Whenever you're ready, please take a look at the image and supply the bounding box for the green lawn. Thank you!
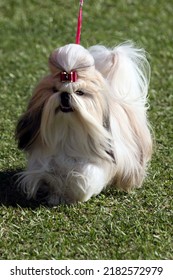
[0,0,173,260]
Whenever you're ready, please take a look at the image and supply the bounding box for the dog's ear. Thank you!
[16,92,43,151]
[16,75,54,150]
[15,104,43,151]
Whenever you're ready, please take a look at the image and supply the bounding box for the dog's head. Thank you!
[16,44,113,160]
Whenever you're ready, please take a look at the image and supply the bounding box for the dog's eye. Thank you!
[52,87,57,93]
[76,90,84,96]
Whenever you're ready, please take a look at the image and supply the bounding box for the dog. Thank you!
[15,42,152,205]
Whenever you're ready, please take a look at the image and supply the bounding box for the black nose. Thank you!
[60,92,71,107]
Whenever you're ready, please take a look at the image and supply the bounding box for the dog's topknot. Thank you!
[49,43,94,75]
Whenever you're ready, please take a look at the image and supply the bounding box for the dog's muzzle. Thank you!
[60,92,74,113]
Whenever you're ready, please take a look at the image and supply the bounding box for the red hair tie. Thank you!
[60,71,77,83]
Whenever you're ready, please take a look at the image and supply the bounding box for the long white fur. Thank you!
[16,42,152,205]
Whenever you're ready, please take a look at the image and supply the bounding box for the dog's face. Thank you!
[16,44,112,160]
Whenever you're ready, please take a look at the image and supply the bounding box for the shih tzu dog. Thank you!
[16,42,152,205]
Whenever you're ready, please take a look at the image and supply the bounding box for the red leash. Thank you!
[60,1,84,82]
[75,0,84,44]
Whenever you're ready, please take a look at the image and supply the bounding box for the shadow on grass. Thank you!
[0,169,46,208]
[0,170,129,208]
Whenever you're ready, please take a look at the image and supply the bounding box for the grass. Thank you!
[0,0,173,260]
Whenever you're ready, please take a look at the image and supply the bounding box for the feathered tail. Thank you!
[89,42,150,105]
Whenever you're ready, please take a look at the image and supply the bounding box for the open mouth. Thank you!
[60,106,74,113]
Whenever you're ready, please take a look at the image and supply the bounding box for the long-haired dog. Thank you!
[16,42,152,205]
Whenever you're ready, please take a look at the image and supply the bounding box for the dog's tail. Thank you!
[89,42,150,104]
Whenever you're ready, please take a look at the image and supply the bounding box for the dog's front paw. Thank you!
[47,193,77,206]
[47,194,66,206]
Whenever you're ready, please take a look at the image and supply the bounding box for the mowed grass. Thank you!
[0,0,173,259]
